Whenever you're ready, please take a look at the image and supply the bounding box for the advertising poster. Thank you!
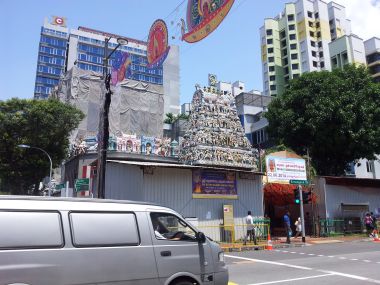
[192,170,237,199]
[265,156,307,184]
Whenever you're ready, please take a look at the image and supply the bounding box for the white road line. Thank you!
[328,256,335,258]
[377,262,380,264]
[318,255,324,257]
[224,255,312,270]
[282,250,289,253]
[363,260,371,262]
[299,253,305,255]
[308,253,315,256]
[246,274,334,285]
[319,270,380,284]
[290,252,296,254]
[350,259,358,261]
[339,257,346,259]
[226,255,380,284]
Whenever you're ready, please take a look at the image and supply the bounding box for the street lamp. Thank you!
[18,144,53,196]
[96,36,129,199]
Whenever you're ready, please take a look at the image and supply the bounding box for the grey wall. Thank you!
[106,162,263,241]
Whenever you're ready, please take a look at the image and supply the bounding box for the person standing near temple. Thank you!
[283,211,292,244]
[244,211,257,245]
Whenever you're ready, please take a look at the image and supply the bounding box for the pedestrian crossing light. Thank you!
[293,189,300,204]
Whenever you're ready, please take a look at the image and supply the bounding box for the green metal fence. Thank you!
[319,218,363,237]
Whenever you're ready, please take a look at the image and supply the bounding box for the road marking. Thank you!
[225,255,313,270]
[328,256,335,258]
[317,254,324,257]
[319,270,380,284]
[308,253,315,256]
[350,258,358,261]
[246,274,334,285]
[282,250,289,253]
[339,257,346,259]
[225,255,380,284]
[290,251,296,254]
[228,282,238,285]
[363,260,371,263]
[299,252,305,255]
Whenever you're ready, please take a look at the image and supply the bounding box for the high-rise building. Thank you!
[329,34,366,69]
[364,37,380,83]
[260,0,352,96]
[34,17,180,115]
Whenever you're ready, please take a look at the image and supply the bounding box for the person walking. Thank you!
[244,211,257,245]
[283,211,291,244]
[294,217,302,239]
[364,212,374,237]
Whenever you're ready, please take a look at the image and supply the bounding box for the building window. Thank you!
[290,43,297,50]
[283,58,288,65]
[267,38,273,45]
[309,31,315,37]
[289,24,295,31]
[291,53,298,60]
[284,76,289,83]
[283,49,288,56]
[329,19,334,25]
[315,12,319,19]
[270,75,276,81]
[316,22,320,28]
[284,67,289,74]
[332,57,337,66]
[310,41,316,47]
[289,34,296,40]
[330,29,335,35]
[268,47,274,53]
[268,57,274,63]
[266,29,273,36]
[269,66,275,72]
[313,61,318,67]
[281,39,287,48]
[307,11,313,18]
[292,63,299,70]
[312,51,317,57]
[288,14,294,21]
[280,30,286,39]
[320,61,325,68]
[318,41,322,48]
[319,51,324,58]
[270,85,276,91]
[342,52,348,61]
[309,21,313,28]
[293,74,299,79]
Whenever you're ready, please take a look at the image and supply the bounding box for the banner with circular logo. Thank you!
[147,19,170,68]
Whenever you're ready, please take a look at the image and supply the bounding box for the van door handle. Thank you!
[161,251,171,257]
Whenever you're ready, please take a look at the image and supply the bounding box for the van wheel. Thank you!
[173,279,196,285]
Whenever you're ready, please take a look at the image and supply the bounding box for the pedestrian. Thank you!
[370,212,377,230]
[364,212,374,237]
[294,217,302,238]
[283,211,291,244]
[244,211,257,245]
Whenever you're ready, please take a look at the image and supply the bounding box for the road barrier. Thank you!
[319,218,364,237]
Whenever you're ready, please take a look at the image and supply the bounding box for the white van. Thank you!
[0,196,228,285]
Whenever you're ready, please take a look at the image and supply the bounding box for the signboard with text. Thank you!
[192,170,237,199]
[74,178,89,192]
[266,156,307,184]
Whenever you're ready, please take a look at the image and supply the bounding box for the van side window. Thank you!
[0,211,63,249]
[150,213,197,241]
[69,212,139,247]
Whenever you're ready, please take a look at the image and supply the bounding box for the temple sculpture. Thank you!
[179,85,259,170]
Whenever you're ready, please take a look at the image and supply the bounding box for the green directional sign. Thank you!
[55,183,65,190]
[289,179,309,185]
[75,178,89,192]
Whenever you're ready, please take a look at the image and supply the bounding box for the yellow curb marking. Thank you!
[228,282,238,285]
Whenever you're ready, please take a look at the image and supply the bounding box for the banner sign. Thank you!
[192,170,237,199]
[266,156,307,184]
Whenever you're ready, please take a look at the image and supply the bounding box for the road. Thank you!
[226,240,380,285]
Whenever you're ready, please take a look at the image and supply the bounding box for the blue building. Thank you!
[34,17,180,115]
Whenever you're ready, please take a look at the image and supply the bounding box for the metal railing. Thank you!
[197,221,270,245]
[319,218,364,237]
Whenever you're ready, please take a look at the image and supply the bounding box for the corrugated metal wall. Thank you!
[106,163,263,241]
[325,184,380,218]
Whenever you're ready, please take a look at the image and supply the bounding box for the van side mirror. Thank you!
[196,232,206,243]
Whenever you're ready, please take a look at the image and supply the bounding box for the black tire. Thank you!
[173,279,196,285]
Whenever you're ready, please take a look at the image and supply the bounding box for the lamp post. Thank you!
[96,37,128,199]
[18,144,53,196]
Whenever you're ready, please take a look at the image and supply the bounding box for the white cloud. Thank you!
[333,0,380,40]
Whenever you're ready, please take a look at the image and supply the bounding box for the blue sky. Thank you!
[0,0,378,105]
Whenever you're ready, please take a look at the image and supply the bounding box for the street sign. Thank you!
[75,178,89,192]
[289,179,309,185]
[55,183,65,190]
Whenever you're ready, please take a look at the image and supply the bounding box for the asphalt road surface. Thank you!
[226,240,380,285]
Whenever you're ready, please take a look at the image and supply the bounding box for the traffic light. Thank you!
[293,188,300,204]
[302,191,312,204]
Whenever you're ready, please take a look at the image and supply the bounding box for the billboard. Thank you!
[192,170,237,199]
[265,156,307,184]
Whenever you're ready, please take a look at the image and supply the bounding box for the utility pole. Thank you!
[298,184,306,243]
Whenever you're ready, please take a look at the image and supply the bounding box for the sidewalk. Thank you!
[220,235,372,252]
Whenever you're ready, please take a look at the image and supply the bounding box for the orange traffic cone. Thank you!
[266,232,273,250]
[373,230,380,242]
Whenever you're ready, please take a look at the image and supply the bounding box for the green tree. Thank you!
[265,65,380,176]
[0,98,84,195]
[164,112,176,124]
